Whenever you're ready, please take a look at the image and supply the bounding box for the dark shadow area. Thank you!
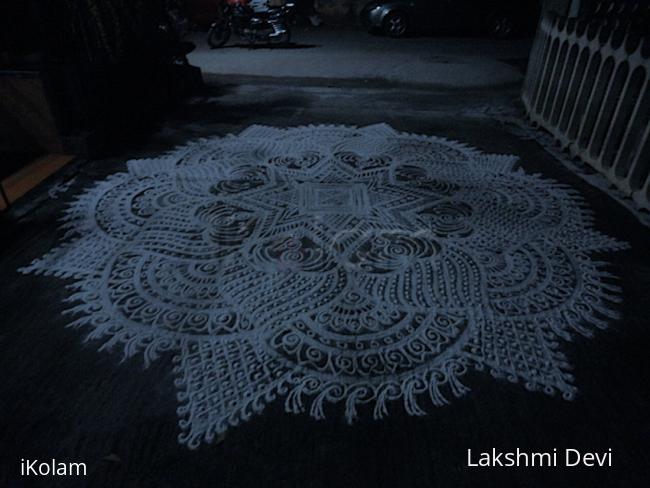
[500,57,530,74]
[219,42,320,50]
[0,0,204,160]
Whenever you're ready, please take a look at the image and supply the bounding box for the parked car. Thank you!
[360,0,541,39]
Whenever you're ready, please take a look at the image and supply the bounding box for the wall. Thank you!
[315,0,359,24]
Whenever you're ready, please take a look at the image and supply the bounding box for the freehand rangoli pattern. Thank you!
[21,124,627,448]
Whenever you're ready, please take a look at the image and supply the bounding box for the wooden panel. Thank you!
[0,154,74,210]
[0,70,63,154]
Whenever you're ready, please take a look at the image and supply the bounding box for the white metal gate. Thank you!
[523,13,650,210]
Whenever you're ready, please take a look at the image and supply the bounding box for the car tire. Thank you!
[382,11,409,38]
[487,12,514,40]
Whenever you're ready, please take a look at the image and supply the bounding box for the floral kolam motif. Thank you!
[21,124,628,448]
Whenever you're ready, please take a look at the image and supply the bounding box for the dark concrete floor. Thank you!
[187,28,531,88]
[1,76,649,488]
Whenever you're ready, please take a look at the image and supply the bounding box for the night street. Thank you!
[2,1,650,487]
[188,28,531,87]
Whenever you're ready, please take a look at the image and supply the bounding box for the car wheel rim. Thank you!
[493,17,513,38]
[389,16,405,36]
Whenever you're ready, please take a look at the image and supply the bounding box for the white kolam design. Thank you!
[21,124,628,448]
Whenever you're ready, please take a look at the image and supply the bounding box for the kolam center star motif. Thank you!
[21,124,628,448]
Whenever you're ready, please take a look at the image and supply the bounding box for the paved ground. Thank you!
[1,41,650,487]
[188,27,531,87]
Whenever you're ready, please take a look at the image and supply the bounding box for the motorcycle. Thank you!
[208,1,296,48]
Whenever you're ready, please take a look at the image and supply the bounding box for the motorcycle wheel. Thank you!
[208,22,232,48]
[274,27,291,46]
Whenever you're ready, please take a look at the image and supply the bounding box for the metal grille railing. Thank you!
[589,0,650,25]
[522,13,650,210]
